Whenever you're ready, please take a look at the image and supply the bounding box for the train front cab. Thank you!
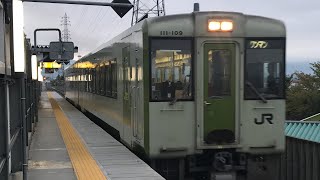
[147,12,286,179]
[193,13,286,179]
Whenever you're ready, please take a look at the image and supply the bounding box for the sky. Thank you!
[23,0,320,62]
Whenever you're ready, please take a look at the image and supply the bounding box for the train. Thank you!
[64,6,286,180]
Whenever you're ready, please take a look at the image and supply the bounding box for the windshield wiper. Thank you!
[169,97,177,105]
[245,81,267,103]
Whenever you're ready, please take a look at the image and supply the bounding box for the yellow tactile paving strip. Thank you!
[47,92,107,180]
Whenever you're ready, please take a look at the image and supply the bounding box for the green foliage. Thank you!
[286,62,320,120]
[50,74,65,87]
[285,74,293,90]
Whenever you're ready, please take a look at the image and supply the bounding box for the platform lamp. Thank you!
[38,66,43,81]
[13,0,26,73]
[31,54,38,80]
[12,1,28,179]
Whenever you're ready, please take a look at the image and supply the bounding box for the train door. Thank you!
[78,68,82,106]
[203,43,236,145]
[132,57,138,138]
[122,46,132,131]
[76,64,80,105]
[132,55,143,141]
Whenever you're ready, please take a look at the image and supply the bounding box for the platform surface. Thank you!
[28,92,76,180]
[28,91,164,180]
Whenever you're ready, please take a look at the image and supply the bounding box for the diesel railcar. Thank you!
[65,10,286,180]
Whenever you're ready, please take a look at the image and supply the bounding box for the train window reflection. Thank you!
[208,50,231,97]
[150,39,193,101]
[245,48,285,99]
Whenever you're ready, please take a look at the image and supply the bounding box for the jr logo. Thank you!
[250,41,268,49]
[254,114,273,125]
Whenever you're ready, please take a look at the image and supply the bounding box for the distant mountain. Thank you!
[286,61,314,75]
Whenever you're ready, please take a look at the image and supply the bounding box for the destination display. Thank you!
[246,39,285,49]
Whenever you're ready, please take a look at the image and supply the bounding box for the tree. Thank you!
[285,74,293,90]
[286,62,320,120]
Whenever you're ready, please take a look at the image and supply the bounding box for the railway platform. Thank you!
[27,91,164,180]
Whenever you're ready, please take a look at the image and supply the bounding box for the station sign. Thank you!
[111,0,133,18]
[49,41,75,61]
[42,62,62,69]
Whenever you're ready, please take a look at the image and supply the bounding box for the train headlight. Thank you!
[208,21,221,31]
[208,20,233,32]
[221,21,233,31]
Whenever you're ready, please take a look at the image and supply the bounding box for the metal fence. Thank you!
[0,77,41,180]
[0,61,41,179]
[278,122,320,180]
[280,137,319,180]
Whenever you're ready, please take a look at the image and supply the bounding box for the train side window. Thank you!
[70,75,73,90]
[89,69,93,93]
[92,68,96,93]
[103,59,117,99]
[100,64,106,95]
[81,70,84,92]
[96,66,100,94]
[89,68,92,93]
[83,69,85,92]
[73,75,76,91]
[80,69,84,92]
[150,39,193,101]
[78,70,81,92]
[86,69,89,92]
[111,59,117,98]
[105,61,111,97]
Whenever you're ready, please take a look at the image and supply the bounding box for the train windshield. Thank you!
[245,39,285,100]
[150,39,193,101]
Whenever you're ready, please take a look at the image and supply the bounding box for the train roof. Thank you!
[70,11,285,68]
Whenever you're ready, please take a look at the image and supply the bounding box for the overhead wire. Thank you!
[80,7,104,46]
[28,0,133,57]
[81,0,131,49]
[89,8,108,34]
[72,6,89,33]
[86,7,103,33]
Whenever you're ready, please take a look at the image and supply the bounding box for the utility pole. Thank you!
[60,13,71,86]
[131,0,165,26]
[61,13,71,42]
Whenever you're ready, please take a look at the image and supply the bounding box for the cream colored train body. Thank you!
[65,11,286,180]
